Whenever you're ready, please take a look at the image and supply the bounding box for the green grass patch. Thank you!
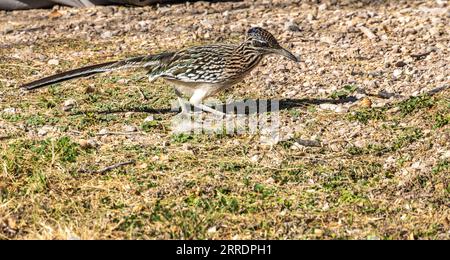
[2,137,80,176]
[399,95,435,116]
[330,84,357,100]
[432,160,449,174]
[348,107,386,124]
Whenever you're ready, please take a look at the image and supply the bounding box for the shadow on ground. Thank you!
[72,96,358,116]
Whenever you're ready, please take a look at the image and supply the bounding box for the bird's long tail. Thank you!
[21,52,174,90]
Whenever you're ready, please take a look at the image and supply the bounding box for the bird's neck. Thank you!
[230,41,264,76]
[235,40,257,54]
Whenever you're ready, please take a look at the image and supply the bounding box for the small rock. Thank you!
[123,125,137,132]
[436,0,447,7]
[101,31,113,39]
[359,97,372,108]
[393,69,403,78]
[144,115,155,123]
[307,13,316,21]
[320,36,334,44]
[354,140,366,148]
[335,105,348,113]
[441,150,450,159]
[207,226,217,233]
[38,126,54,136]
[62,99,76,111]
[2,24,13,34]
[2,108,16,114]
[395,61,407,67]
[291,142,302,150]
[285,21,301,32]
[48,9,63,19]
[117,79,129,84]
[355,93,366,100]
[314,229,324,236]
[137,163,148,169]
[411,161,422,170]
[318,3,327,11]
[229,24,243,33]
[319,103,338,111]
[265,177,275,184]
[85,85,96,94]
[98,129,108,135]
[47,59,59,66]
[294,139,321,147]
[79,139,98,149]
[79,139,89,148]
[124,112,134,118]
[359,26,377,40]
[250,154,259,163]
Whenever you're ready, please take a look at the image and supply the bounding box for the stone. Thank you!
[62,99,76,111]
[285,21,301,32]
[2,108,16,114]
[123,125,137,132]
[144,115,154,122]
[393,69,403,78]
[395,61,407,67]
[47,59,59,65]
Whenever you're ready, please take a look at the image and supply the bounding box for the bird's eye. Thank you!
[252,40,269,48]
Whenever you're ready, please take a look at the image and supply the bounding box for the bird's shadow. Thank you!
[71,96,358,116]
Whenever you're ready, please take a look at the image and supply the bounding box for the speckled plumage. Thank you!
[21,27,298,115]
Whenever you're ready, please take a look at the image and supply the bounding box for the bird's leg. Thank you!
[189,88,228,117]
[178,97,189,114]
[194,103,226,116]
[174,89,189,114]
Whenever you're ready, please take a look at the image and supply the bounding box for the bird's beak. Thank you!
[274,47,299,62]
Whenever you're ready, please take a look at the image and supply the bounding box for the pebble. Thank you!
[285,21,301,32]
[37,126,55,136]
[101,31,113,38]
[98,129,108,135]
[2,108,16,114]
[117,79,129,84]
[2,24,13,34]
[335,105,348,113]
[250,154,259,163]
[359,97,373,108]
[207,226,217,233]
[47,59,59,65]
[79,139,98,149]
[142,115,154,123]
[318,3,328,11]
[85,85,96,93]
[395,61,407,67]
[62,99,76,111]
[123,125,137,132]
[393,69,403,78]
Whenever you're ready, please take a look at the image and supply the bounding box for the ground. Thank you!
[0,0,449,239]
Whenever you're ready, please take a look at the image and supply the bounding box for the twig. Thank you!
[358,26,377,40]
[0,135,10,141]
[427,85,449,96]
[137,87,149,101]
[96,131,141,136]
[410,50,433,60]
[94,160,135,174]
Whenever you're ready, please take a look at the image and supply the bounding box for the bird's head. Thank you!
[246,27,299,62]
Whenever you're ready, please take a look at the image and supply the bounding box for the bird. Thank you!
[21,27,299,116]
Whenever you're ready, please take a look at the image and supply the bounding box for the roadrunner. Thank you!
[21,27,299,116]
